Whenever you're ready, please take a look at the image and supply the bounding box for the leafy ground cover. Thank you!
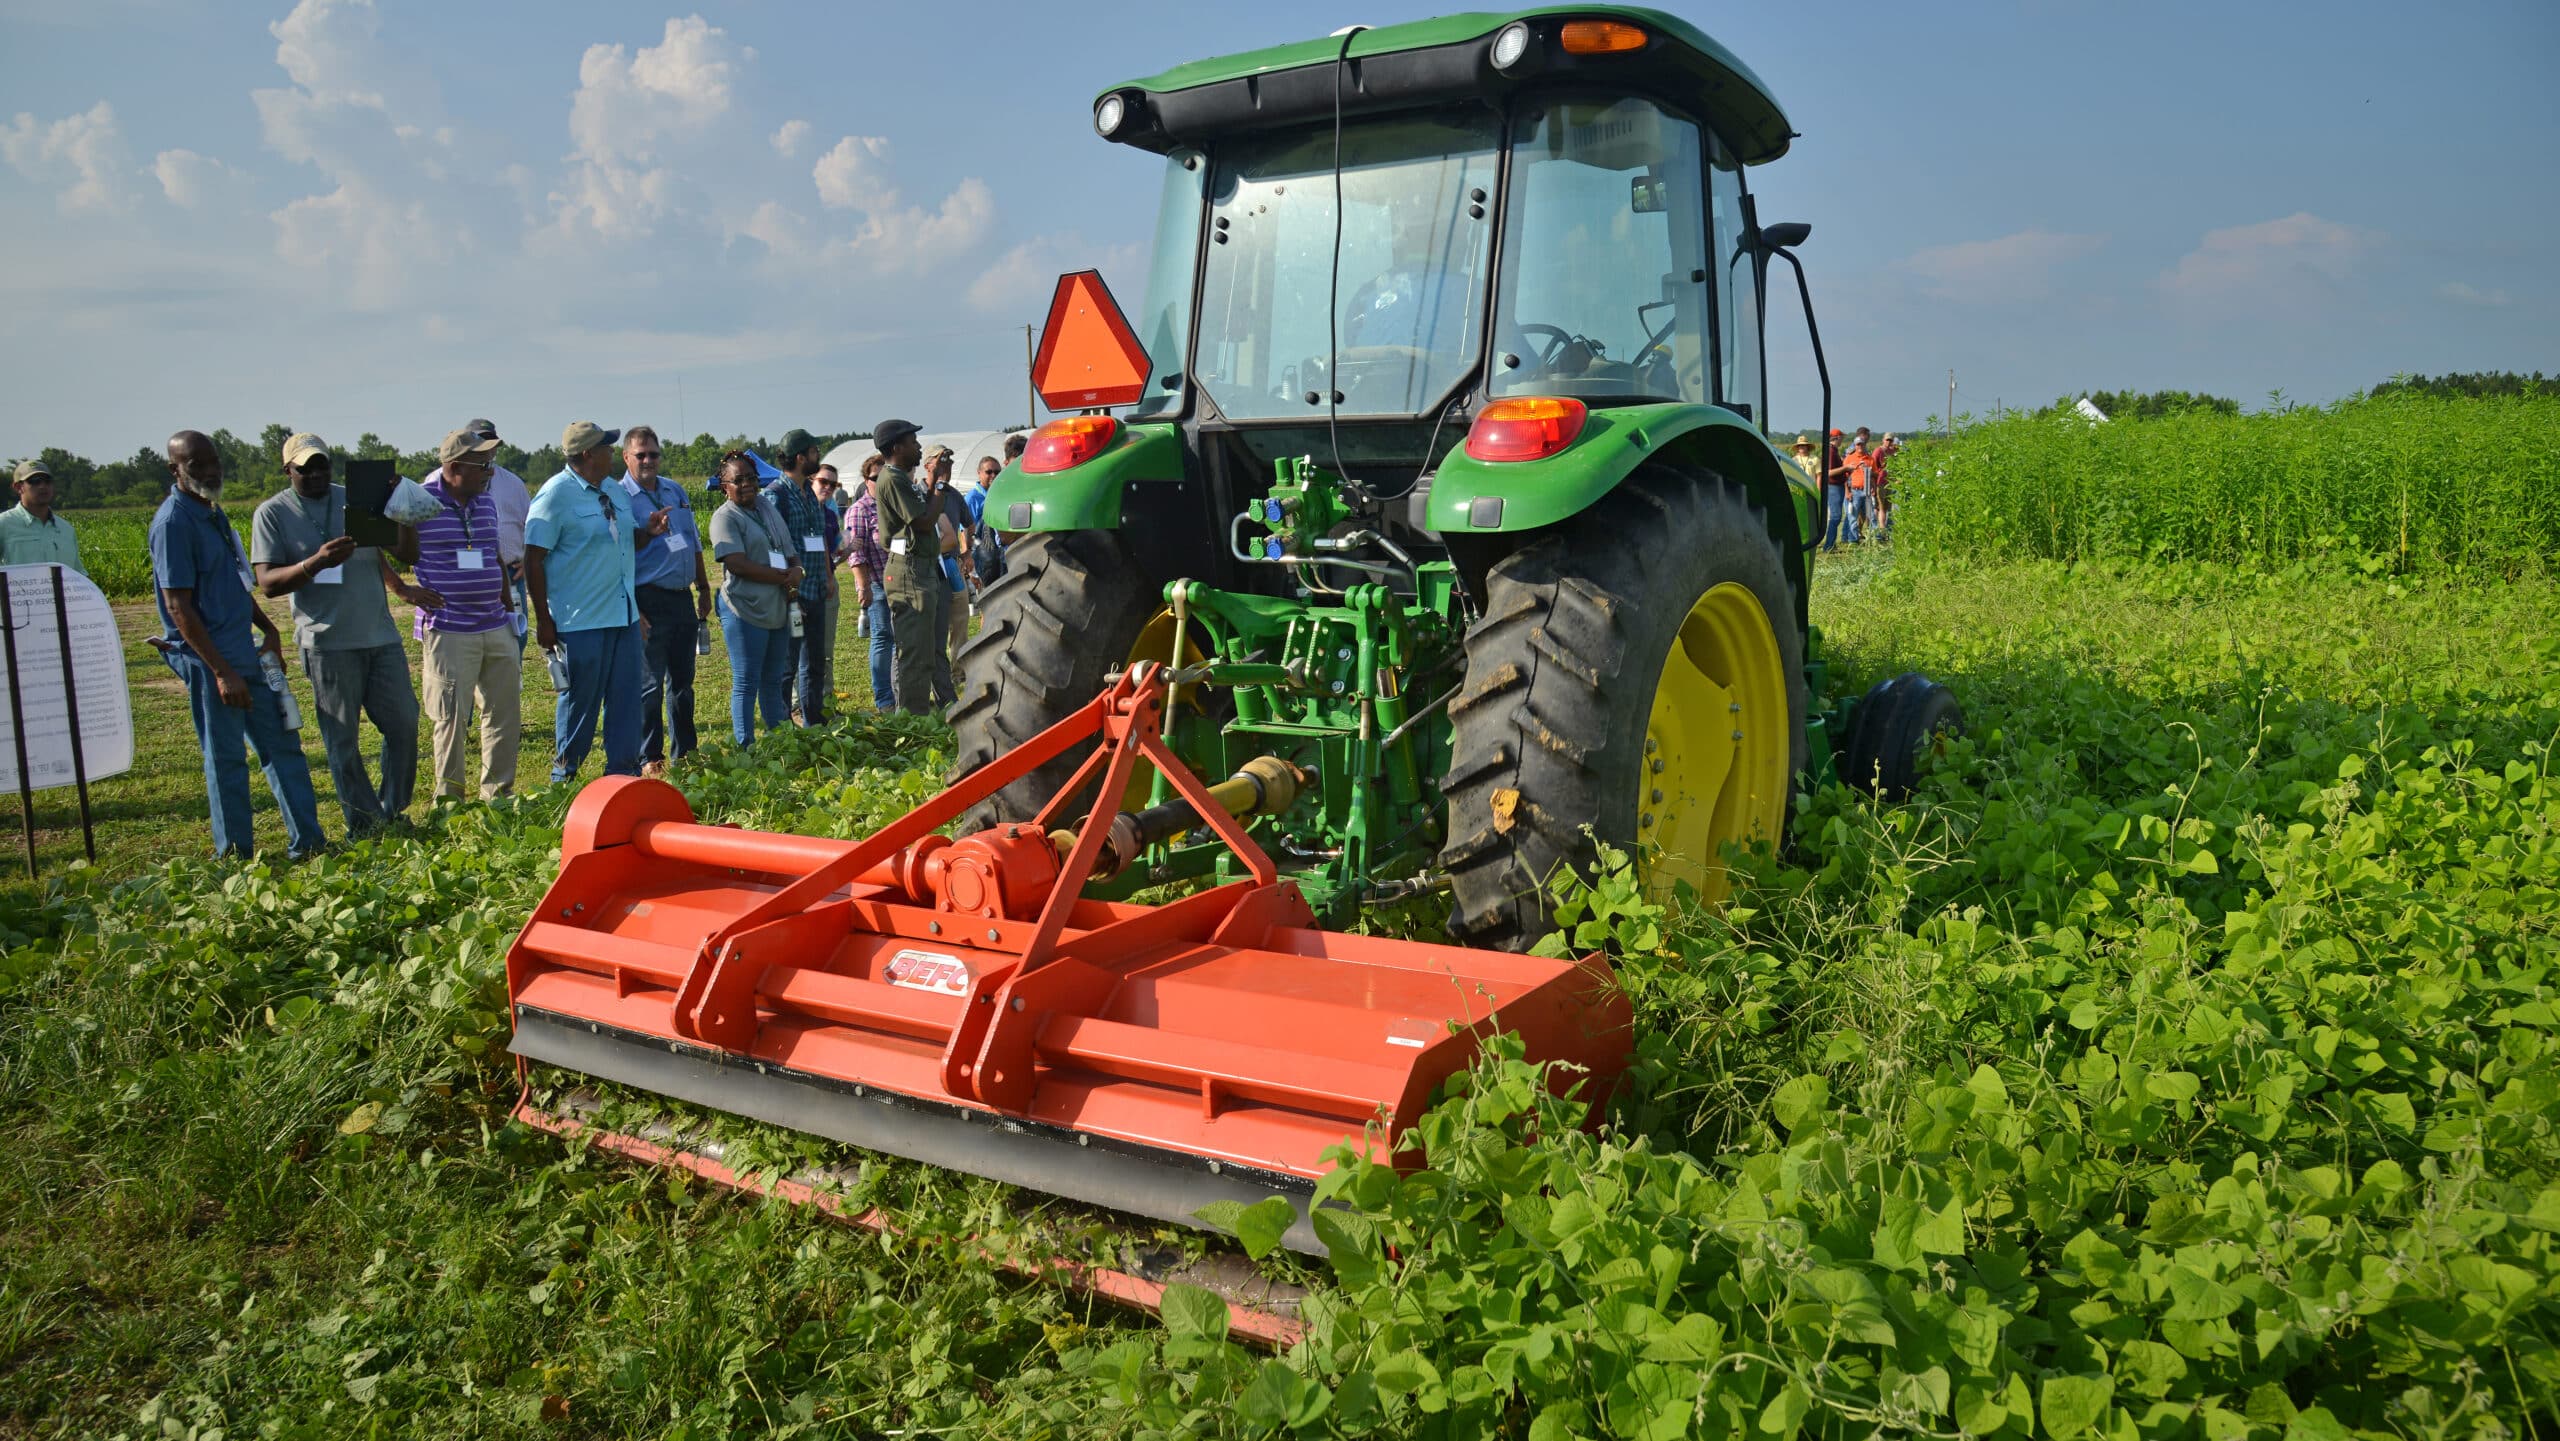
[1892,393,2558,574]
[2,545,2555,1438]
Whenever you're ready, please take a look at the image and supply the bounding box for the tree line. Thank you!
[2,425,875,510]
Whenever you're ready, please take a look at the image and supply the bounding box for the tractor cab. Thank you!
[1085,9,1792,597]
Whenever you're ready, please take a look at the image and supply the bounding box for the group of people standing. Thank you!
[1794,426,1898,550]
[129,417,1013,862]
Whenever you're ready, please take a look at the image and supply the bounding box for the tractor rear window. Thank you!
[1493,97,1710,406]
[1194,111,1500,421]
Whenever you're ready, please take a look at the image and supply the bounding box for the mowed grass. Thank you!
[3,540,2554,1437]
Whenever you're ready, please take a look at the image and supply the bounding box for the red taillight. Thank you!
[1021,416,1119,474]
[1463,397,1589,463]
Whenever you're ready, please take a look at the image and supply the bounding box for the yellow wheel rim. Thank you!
[1122,607,1206,808]
[1639,582,1789,906]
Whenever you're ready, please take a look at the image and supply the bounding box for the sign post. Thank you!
[0,564,133,875]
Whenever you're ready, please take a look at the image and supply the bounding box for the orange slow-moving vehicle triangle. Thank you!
[1031,270,1151,411]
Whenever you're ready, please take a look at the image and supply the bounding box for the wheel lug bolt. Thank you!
[1650,758,1664,774]
[1650,788,1663,804]
[1640,812,1654,828]
[1731,730,1744,742]
[1728,702,1741,714]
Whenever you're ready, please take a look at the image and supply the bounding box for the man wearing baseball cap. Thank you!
[763,428,838,725]
[411,429,522,799]
[0,459,85,574]
[524,421,644,783]
[869,419,942,715]
[421,418,532,648]
[250,431,420,834]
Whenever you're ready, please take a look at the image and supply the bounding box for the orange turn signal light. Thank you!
[1464,397,1589,463]
[1559,20,1648,54]
[1021,416,1119,474]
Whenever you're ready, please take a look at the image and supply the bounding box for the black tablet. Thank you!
[341,459,402,549]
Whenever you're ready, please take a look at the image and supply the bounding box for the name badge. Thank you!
[767,549,789,569]
[889,538,909,556]
[314,565,345,585]
[664,532,689,554]
[457,548,486,571]
[801,535,824,553]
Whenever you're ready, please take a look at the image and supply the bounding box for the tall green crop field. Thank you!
[1891,393,2558,572]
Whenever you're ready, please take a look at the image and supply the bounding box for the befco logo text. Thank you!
[882,948,971,996]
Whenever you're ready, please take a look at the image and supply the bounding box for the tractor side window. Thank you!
[1134,149,1207,418]
[1710,135,1764,423]
[1194,111,1500,421]
[1493,98,1708,406]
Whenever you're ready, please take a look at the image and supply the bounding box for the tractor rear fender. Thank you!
[982,421,1183,532]
[1427,403,1816,629]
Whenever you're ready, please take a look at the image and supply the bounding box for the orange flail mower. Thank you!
[507,665,1632,1268]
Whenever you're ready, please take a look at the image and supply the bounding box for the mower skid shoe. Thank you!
[512,1006,1330,1253]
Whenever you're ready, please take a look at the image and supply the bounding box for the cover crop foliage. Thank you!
[3,517,2557,1431]
[1891,392,2558,574]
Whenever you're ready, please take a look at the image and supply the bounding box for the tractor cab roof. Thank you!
[1096,6,1792,166]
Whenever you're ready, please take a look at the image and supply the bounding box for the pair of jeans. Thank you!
[1822,485,1849,549]
[551,620,645,784]
[717,600,792,745]
[861,591,894,710]
[302,642,418,834]
[167,650,326,859]
[634,585,700,765]
[790,590,835,724]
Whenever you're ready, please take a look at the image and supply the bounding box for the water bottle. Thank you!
[260,652,302,730]
[546,645,571,691]
[789,603,804,640]
[695,624,711,657]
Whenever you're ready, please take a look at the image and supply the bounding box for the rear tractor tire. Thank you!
[948,529,1159,834]
[1441,465,1809,951]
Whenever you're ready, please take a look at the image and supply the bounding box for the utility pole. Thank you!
[1024,324,1038,430]
[1945,369,1955,437]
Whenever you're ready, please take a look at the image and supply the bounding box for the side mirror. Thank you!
[1756,221,1811,251]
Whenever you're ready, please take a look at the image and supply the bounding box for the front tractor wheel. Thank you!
[949,529,1159,833]
[1441,466,1808,951]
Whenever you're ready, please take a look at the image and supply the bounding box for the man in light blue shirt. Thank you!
[524,421,643,784]
[618,424,712,771]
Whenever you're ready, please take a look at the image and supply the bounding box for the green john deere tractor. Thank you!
[963,6,1957,950]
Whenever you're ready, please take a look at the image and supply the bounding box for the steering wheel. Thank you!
[1512,324,1576,372]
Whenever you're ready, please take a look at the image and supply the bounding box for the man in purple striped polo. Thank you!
[407,429,522,800]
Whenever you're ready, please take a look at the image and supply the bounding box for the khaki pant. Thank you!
[422,625,523,800]
[886,558,941,717]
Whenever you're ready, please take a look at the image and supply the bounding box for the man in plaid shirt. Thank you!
[764,428,839,724]
[841,452,895,711]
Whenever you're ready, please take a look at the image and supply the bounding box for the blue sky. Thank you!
[2,0,2552,459]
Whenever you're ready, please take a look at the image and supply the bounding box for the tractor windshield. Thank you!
[1194,110,1500,421]
[1493,97,1710,405]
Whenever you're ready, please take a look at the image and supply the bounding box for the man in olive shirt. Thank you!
[251,432,420,834]
[870,419,944,716]
[0,460,85,573]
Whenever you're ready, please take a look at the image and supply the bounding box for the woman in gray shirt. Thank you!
[707,454,802,745]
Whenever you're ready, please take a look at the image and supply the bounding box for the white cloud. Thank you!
[568,15,735,165]
[2159,212,2370,301]
[1,101,133,213]
[2436,281,2511,309]
[1893,229,2104,303]
[968,236,1143,314]
[269,0,393,107]
[812,135,895,211]
[769,119,811,157]
[552,15,740,238]
[152,149,248,209]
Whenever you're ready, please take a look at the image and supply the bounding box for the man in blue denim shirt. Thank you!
[617,425,713,771]
[763,428,838,725]
[149,429,326,860]
[525,421,643,783]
